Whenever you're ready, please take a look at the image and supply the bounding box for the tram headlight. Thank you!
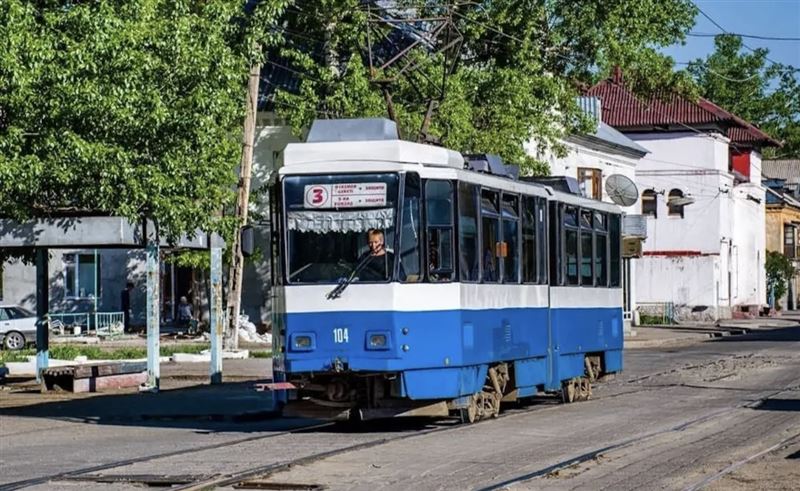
[365,331,390,350]
[291,333,315,351]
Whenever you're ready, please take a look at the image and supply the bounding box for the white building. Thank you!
[588,71,779,321]
[534,96,649,329]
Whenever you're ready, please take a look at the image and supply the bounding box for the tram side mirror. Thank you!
[240,225,255,258]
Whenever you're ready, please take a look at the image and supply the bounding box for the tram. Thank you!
[266,118,623,422]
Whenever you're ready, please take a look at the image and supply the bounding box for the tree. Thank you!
[272,0,697,174]
[0,0,287,241]
[766,250,795,308]
[687,34,800,158]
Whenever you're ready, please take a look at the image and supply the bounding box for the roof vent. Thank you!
[306,118,399,143]
[464,154,519,180]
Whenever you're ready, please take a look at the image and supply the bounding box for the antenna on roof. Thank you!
[605,174,639,207]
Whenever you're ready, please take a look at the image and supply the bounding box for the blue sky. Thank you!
[661,0,800,68]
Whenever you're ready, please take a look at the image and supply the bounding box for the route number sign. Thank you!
[303,183,387,209]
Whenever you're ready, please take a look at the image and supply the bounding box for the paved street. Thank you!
[1,325,798,491]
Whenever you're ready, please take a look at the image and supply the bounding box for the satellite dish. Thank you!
[605,174,639,207]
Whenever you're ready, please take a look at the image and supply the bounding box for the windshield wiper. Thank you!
[326,253,373,300]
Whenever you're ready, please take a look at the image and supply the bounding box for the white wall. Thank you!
[544,141,640,213]
[628,131,767,318]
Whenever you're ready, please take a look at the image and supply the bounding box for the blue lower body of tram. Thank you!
[272,284,623,419]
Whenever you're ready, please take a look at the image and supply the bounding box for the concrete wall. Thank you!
[636,254,723,321]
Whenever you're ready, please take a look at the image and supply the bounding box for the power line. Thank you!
[688,31,800,42]
[693,3,788,68]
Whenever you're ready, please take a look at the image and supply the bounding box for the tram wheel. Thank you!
[561,379,577,403]
[458,396,478,424]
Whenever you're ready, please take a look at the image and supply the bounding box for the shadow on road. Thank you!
[711,325,800,344]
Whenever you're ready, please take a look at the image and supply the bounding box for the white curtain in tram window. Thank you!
[287,208,395,233]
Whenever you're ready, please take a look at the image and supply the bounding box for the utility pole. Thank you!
[225,61,260,350]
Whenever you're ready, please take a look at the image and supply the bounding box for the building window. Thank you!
[784,225,796,259]
[668,189,686,218]
[578,167,602,200]
[64,253,101,299]
[642,189,657,217]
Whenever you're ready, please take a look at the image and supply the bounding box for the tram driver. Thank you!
[358,228,394,281]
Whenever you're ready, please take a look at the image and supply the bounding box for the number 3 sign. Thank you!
[304,185,330,208]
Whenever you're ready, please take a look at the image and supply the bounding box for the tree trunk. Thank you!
[225,61,261,350]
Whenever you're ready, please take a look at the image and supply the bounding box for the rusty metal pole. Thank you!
[225,61,261,351]
[210,246,223,384]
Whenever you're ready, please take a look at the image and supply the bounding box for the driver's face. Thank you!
[368,233,385,255]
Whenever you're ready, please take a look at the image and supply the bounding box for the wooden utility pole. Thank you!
[225,61,261,350]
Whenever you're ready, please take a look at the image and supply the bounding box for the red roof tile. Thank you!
[586,76,780,148]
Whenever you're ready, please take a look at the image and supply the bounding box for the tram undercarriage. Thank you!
[281,354,608,423]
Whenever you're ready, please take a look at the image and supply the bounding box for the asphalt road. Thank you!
[1,326,798,491]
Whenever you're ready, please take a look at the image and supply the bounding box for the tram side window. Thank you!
[502,194,520,283]
[399,173,422,282]
[536,198,548,284]
[481,189,500,283]
[549,203,561,285]
[564,206,579,285]
[594,212,608,287]
[458,182,480,282]
[425,180,454,282]
[609,213,621,287]
[580,209,594,286]
[521,196,536,283]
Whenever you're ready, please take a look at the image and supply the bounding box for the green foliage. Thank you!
[766,250,795,305]
[687,35,800,158]
[0,0,287,240]
[273,0,696,174]
[0,343,211,365]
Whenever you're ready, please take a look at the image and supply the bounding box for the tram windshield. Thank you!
[284,173,400,284]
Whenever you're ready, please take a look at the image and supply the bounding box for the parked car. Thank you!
[0,305,38,350]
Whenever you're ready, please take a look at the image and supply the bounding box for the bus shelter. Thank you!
[0,217,226,390]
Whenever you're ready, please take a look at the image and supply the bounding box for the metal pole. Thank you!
[35,248,49,383]
[145,239,160,391]
[210,247,223,384]
[93,248,98,330]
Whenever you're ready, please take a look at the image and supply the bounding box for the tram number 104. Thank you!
[333,327,349,344]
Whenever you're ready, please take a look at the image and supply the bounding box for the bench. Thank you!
[41,361,147,393]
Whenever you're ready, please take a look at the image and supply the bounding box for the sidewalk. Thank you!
[625,314,800,349]
[0,358,276,422]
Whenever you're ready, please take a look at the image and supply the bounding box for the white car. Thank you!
[0,305,38,350]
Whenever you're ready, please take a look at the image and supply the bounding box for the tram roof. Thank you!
[283,139,465,170]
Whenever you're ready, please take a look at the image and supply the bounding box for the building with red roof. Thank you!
[587,68,779,321]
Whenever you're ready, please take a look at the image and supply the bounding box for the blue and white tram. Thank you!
[268,119,623,422]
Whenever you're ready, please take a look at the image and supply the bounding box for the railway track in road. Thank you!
[478,383,800,491]
[3,358,794,491]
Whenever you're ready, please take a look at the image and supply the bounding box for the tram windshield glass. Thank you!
[284,173,400,284]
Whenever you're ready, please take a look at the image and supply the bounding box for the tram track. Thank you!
[3,366,793,491]
[0,421,336,491]
[476,383,800,491]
